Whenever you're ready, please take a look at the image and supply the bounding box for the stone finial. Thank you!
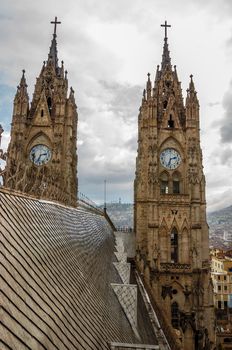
[189,74,196,93]
[146,73,152,98]
[20,69,27,87]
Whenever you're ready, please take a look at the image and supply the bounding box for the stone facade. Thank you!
[4,22,78,206]
[134,26,215,350]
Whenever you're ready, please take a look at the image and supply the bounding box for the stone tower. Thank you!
[134,22,215,350]
[4,18,78,206]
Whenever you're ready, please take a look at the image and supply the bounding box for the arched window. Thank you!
[47,97,52,115]
[168,114,174,128]
[41,109,44,117]
[173,172,180,194]
[160,172,169,194]
[171,227,178,263]
[163,100,168,109]
[171,302,180,329]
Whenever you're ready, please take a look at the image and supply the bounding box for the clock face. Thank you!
[160,148,181,170]
[29,144,52,166]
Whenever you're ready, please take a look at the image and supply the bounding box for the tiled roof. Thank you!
[0,189,157,349]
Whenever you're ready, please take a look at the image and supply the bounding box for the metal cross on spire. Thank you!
[161,20,171,39]
[51,16,61,36]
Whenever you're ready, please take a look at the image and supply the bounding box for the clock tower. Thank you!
[134,22,215,349]
[4,18,78,206]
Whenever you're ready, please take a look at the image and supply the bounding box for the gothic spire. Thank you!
[189,74,196,93]
[15,69,28,100]
[160,21,171,70]
[20,69,27,87]
[146,73,152,98]
[48,17,61,68]
[186,74,199,106]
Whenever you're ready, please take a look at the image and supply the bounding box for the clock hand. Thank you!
[37,153,47,162]
[170,156,177,162]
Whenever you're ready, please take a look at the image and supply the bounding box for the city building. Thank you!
[211,250,232,350]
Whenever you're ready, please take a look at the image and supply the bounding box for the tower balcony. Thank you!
[202,260,211,269]
[159,194,190,205]
[160,262,192,272]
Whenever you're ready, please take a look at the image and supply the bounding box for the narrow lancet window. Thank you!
[47,97,52,115]
[171,228,178,263]
[173,173,180,194]
[168,114,174,128]
[171,302,180,328]
[160,172,169,194]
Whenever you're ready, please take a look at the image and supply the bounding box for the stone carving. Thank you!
[148,144,157,155]
[161,285,173,299]
[188,167,199,184]
[148,162,158,185]
[192,279,204,307]
[180,311,196,333]
[190,243,198,267]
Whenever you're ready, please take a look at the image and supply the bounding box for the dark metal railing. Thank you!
[116,226,133,232]
[77,191,104,214]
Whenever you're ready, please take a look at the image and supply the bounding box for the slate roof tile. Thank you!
[0,189,157,349]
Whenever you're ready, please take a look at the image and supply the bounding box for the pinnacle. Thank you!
[48,34,58,68]
[189,74,196,93]
[146,72,151,87]
[47,17,61,69]
[15,69,29,101]
[20,69,27,87]
[161,37,171,70]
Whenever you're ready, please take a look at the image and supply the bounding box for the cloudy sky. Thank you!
[0,0,232,211]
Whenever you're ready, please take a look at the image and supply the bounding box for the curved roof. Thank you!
[0,189,157,349]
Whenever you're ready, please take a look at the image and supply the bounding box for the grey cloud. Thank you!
[220,147,232,164]
[99,80,142,125]
[0,84,15,131]
[207,188,232,212]
[220,83,232,143]
[206,170,232,189]
[207,146,232,166]
[76,79,140,200]
[208,101,220,107]
[226,35,232,48]
[124,136,138,151]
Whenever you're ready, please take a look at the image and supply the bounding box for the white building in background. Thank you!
[223,230,232,242]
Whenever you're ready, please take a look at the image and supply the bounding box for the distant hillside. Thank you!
[208,205,232,225]
[207,205,232,249]
[100,203,133,228]
[100,203,232,245]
